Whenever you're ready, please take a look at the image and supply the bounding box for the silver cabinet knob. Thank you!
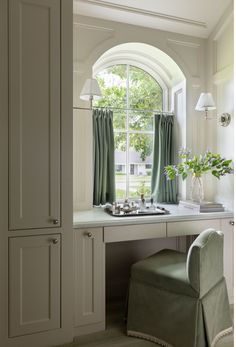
[229,220,234,226]
[53,219,59,225]
[52,238,59,244]
[86,232,94,238]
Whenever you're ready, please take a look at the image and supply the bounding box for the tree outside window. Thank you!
[94,64,163,199]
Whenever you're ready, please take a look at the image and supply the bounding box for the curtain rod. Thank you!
[73,106,174,114]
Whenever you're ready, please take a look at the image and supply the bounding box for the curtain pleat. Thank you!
[151,113,177,203]
[93,109,115,205]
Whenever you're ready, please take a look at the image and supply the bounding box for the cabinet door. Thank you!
[9,234,61,337]
[74,228,105,328]
[9,0,61,230]
[221,218,234,304]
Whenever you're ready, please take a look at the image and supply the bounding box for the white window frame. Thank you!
[95,62,168,200]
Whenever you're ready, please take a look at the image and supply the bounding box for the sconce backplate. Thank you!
[220,113,231,127]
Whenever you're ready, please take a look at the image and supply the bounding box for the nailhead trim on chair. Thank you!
[211,326,233,347]
[127,330,174,347]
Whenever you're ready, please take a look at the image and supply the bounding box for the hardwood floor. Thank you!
[58,302,234,347]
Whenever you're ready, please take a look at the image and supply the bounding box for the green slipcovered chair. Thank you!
[127,228,232,347]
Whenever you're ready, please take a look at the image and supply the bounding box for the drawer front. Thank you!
[167,219,221,237]
[104,223,166,243]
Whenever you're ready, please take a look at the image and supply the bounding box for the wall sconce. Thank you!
[80,78,102,108]
[195,92,231,127]
[219,113,231,127]
[195,92,216,120]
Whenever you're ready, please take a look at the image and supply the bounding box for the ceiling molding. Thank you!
[77,0,207,28]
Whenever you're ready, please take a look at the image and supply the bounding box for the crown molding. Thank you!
[76,0,207,28]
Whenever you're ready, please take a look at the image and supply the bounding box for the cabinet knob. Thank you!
[52,238,59,244]
[86,232,94,238]
[53,219,59,225]
[229,220,234,226]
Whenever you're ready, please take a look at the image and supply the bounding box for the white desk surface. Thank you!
[73,204,233,229]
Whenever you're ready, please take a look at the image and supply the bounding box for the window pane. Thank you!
[129,66,163,111]
[114,133,126,199]
[129,110,153,131]
[95,65,127,109]
[129,133,153,199]
[113,110,126,131]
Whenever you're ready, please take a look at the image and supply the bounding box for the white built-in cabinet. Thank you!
[0,0,73,346]
[8,0,62,337]
[74,228,105,335]
[9,234,61,337]
[9,0,61,230]
[73,217,234,334]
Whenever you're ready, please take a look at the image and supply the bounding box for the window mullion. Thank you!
[126,64,130,199]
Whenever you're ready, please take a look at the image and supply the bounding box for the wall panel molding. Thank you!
[74,21,114,33]
[73,20,114,63]
[167,39,200,49]
[167,39,201,78]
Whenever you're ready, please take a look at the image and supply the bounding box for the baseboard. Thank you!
[73,321,105,337]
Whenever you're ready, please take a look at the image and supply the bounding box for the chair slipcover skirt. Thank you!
[127,249,232,347]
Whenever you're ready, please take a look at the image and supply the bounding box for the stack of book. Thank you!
[179,200,225,213]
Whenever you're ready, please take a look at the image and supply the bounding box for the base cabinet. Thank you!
[9,234,61,337]
[74,228,105,335]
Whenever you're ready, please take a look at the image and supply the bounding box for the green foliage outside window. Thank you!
[94,65,163,161]
[94,64,163,198]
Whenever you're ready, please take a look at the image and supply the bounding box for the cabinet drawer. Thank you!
[167,219,221,237]
[104,223,166,243]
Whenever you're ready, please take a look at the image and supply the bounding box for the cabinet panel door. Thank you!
[9,0,61,230]
[9,234,61,337]
[74,228,105,327]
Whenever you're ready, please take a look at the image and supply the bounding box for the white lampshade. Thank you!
[80,78,102,101]
[195,93,216,111]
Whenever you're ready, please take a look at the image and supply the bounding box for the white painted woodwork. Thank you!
[9,234,61,337]
[73,0,232,38]
[9,0,61,230]
[221,218,234,304]
[167,219,221,237]
[0,0,9,344]
[104,223,166,243]
[0,0,73,346]
[74,228,105,328]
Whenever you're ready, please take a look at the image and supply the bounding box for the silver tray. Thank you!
[105,206,169,217]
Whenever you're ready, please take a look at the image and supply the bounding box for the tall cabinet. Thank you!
[0,1,73,346]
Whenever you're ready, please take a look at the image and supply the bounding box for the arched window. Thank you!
[94,64,163,199]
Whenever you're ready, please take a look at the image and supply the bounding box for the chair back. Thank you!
[186,228,224,297]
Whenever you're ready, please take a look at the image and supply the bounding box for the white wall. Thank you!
[72,8,234,304]
[205,5,234,208]
[73,14,207,210]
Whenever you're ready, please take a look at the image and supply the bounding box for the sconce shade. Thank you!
[80,78,102,101]
[195,93,216,111]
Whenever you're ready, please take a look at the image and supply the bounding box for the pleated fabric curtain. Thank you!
[93,109,115,205]
[151,113,177,203]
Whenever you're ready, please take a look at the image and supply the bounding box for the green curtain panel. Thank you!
[93,109,115,205]
[151,113,177,203]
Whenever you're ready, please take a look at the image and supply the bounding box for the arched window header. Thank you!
[93,43,185,88]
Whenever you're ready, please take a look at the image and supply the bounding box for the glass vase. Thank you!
[190,174,204,203]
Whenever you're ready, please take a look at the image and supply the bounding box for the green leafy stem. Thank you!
[165,149,233,181]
